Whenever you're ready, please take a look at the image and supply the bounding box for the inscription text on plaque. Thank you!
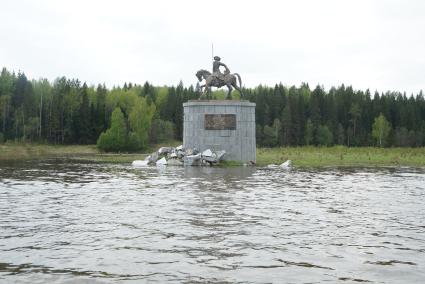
[204,114,236,130]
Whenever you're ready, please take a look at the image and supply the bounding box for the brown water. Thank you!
[0,159,424,283]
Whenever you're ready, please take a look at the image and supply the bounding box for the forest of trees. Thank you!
[1,67,425,150]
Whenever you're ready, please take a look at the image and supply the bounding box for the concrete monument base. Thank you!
[183,100,256,163]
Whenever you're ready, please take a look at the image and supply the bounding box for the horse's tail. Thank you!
[234,73,243,98]
[234,73,242,88]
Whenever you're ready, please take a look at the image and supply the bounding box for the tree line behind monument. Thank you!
[0,67,424,150]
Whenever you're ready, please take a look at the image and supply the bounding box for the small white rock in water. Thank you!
[132,160,149,167]
[279,160,292,169]
[183,153,201,166]
[202,149,213,157]
[158,147,173,155]
[267,164,279,168]
[156,157,167,166]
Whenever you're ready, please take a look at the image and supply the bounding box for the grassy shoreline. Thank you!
[0,144,146,163]
[1,143,425,167]
[256,146,425,167]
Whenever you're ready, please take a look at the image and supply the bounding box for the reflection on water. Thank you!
[0,159,424,283]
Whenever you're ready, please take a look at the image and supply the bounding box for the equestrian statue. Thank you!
[196,56,244,100]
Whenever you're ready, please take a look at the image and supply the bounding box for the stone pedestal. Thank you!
[183,100,256,162]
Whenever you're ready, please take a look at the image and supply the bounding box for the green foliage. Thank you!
[155,87,168,109]
[280,103,292,145]
[126,131,141,151]
[1,66,425,149]
[97,107,127,151]
[150,119,175,143]
[261,119,280,147]
[336,123,345,145]
[128,97,155,149]
[212,89,226,100]
[256,146,425,167]
[304,119,314,145]
[316,125,333,146]
[98,96,155,152]
[372,113,391,147]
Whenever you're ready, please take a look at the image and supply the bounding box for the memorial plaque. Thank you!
[204,114,236,130]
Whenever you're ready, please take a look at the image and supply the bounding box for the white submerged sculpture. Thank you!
[132,160,149,167]
[266,160,292,170]
[156,157,167,166]
[279,160,292,169]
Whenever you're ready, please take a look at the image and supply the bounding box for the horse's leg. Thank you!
[201,85,209,100]
[232,82,244,99]
[226,84,233,100]
[198,84,206,100]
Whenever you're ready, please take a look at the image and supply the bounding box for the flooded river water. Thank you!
[0,159,424,283]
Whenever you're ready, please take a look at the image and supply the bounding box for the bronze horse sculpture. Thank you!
[195,69,244,100]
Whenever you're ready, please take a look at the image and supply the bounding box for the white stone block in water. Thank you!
[279,160,292,169]
[158,147,173,155]
[266,164,278,168]
[183,153,201,166]
[215,150,226,161]
[202,149,213,157]
[156,157,167,166]
[132,160,149,167]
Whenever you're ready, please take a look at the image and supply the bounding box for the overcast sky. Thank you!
[0,0,424,94]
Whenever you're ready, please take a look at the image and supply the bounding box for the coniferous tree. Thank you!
[304,119,314,146]
[316,125,333,146]
[77,83,90,143]
[1,66,425,149]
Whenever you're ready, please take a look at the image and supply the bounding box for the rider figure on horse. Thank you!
[195,55,243,100]
[212,56,230,83]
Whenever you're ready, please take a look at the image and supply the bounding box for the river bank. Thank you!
[0,144,147,164]
[1,143,425,167]
[256,146,425,167]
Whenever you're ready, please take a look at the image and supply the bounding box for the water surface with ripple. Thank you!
[0,159,424,283]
